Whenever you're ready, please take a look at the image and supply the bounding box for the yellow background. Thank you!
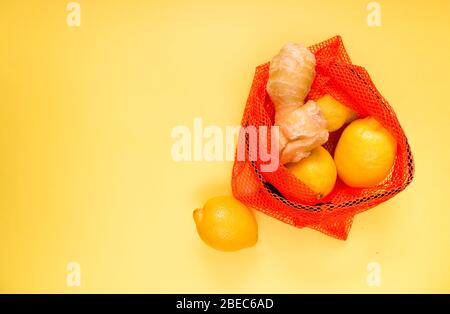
[1,0,449,293]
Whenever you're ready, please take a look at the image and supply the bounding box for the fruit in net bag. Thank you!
[231,36,414,240]
[334,117,397,188]
[316,94,357,132]
[287,146,337,198]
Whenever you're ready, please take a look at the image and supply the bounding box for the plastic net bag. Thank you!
[231,36,414,240]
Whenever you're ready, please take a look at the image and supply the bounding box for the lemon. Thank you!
[334,117,397,188]
[193,196,258,252]
[286,146,337,198]
[316,94,357,131]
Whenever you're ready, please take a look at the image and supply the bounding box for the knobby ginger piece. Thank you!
[266,42,316,122]
[278,100,329,164]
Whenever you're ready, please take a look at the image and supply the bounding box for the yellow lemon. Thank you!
[334,117,397,188]
[316,94,357,131]
[286,146,337,198]
[193,196,258,252]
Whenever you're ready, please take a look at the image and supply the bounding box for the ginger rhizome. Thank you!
[266,43,328,164]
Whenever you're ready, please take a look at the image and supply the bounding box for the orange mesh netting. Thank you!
[231,36,414,240]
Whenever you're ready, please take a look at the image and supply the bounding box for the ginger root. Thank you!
[267,43,328,164]
[267,43,316,121]
[278,100,328,164]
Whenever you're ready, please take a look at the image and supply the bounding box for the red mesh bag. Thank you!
[231,36,414,240]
